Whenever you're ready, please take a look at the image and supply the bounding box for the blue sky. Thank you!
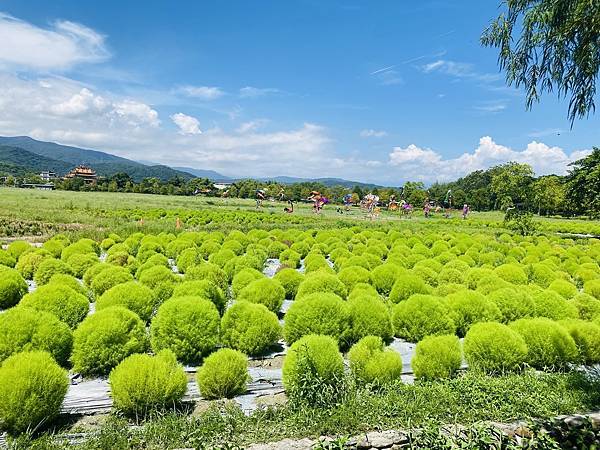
[0,1,597,184]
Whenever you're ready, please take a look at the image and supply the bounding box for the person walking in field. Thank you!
[256,189,266,208]
[278,187,286,201]
[308,191,323,213]
[283,200,294,213]
[462,204,470,219]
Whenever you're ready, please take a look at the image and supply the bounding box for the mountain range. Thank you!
[0,136,388,188]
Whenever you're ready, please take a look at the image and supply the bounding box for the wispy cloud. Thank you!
[360,129,387,138]
[239,86,280,98]
[421,59,500,83]
[178,85,225,100]
[473,100,507,113]
[370,65,396,76]
[528,128,564,138]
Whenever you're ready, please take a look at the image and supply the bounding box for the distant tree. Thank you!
[482,0,600,123]
[110,172,133,190]
[565,148,600,217]
[403,181,427,206]
[352,185,364,199]
[532,175,566,215]
[490,162,534,209]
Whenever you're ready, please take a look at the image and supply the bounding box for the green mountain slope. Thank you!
[0,145,72,175]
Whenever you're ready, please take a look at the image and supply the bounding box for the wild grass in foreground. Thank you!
[8,371,600,449]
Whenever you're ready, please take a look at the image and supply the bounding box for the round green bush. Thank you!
[221,301,281,355]
[279,249,302,269]
[91,265,134,297]
[347,294,393,343]
[33,258,73,286]
[559,319,600,365]
[282,335,344,405]
[509,318,578,369]
[446,290,501,337]
[391,294,455,342]
[60,239,99,261]
[304,253,330,273]
[347,336,402,385]
[493,264,528,285]
[97,281,156,323]
[0,266,28,309]
[531,289,579,321]
[548,279,579,300]
[337,267,372,293]
[150,296,219,364]
[295,272,347,300]
[42,237,69,259]
[137,264,178,303]
[232,268,264,297]
[0,307,72,365]
[465,267,494,289]
[208,249,236,268]
[20,284,88,328]
[105,251,138,274]
[172,280,226,314]
[529,263,556,288]
[274,268,304,299]
[82,262,110,287]
[15,251,47,279]
[584,279,600,300]
[0,351,68,435]
[412,334,461,380]
[237,278,285,313]
[488,288,535,323]
[348,282,380,301]
[437,267,465,285]
[184,263,228,292]
[573,293,600,321]
[371,263,404,296]
[475,275,513,294]
[48,273,88,297]
[135,254,170,279]
[463,322,528,374]
[196,348,249,399]
[388,274,429,303]
[109,349,187,417]
[175,248,201,274]
[7,240,32,260]
[72,307,148,376]
[284,293,350,345]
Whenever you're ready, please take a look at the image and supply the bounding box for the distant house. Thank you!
[21,183,55,190]
[40,171,57,182]
[65,165,97,184]
[214,183,232,190]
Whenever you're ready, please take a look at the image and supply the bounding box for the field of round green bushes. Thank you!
[1,222,600,437]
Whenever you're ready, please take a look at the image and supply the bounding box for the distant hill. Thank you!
[256,175,387,189]
[173,166,232,181]
[0,136,195,182]
[0,145,72,175]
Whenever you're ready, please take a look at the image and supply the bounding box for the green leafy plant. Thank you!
[172,279,226,315]
[388,274,430,303]
[295,272,348,300]
[392,294,455,342]
[221,301,281,355]
[347,336,402,385]
[97,281,156,323]
[0,266,28,309]
[412,334,462,380]
[274,268,304,299]
[446,290,502,337]
[33,258,73,286]
[20,283,89,329]
[237,278,285,313]
[196,348,249,399]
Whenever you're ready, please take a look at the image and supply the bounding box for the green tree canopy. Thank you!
[482,0,600,123]
[565,148,600,216]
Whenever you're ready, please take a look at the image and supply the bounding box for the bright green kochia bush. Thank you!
[184,263,228,293]
[172,280,226,314]
[237,278,285,313]
[573,293,600,320]
[109,350,187,417]
[196,348,249,399]
[175,248,201,274]
[284,293,351,346]
[509,318,578,369]
[392,294,455,342]
[137,264,178,303]
[33,258,73,286]
[20,284,88,328]
[388,274,429,303]
[48,273,88,297]
[83,262,111,287]
[0,307,72,365]
[295,272,347,300]
[0,351,68,435]
[529,263,557,288]
[488,288,536,323]
[411,334,462,380]
[91,265,134,297]
[371,263,404,296]
[60,239,99,262]
[72,307,148,376]
[446,290,501,337]
[97,281,156,323]
[493,264,528,285]
[347,336,402,385]
[150,296,219,364]
[0,266,28,309]
[475,275,513,294]
[337,267,372,293]
[584,279,600,300]
[531,290,579,321]
[559,319,600,365]
[274,268,304,299]
[221,301,281,355]
[7,240,32,260]
[15,251,47,279]
[548,279,579,300]
[232,268,264,297]
[463,322,528,374]
[280,249,302,268]
[347,293,393,343]
[282,335,344,406]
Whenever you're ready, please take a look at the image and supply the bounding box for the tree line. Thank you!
[2,148,599,217]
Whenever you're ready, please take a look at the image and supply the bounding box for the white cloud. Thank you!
[236,120,268,134]
[0,13,109,70]
[473,101,507,113]
[179,85,225,100]
[360,129,387,138]
[421,59,500,83]
[388,136,590,182]
[113,100,160,127]
[50,88,109,116]
[239,86,280,98]
[171,112,202,135]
